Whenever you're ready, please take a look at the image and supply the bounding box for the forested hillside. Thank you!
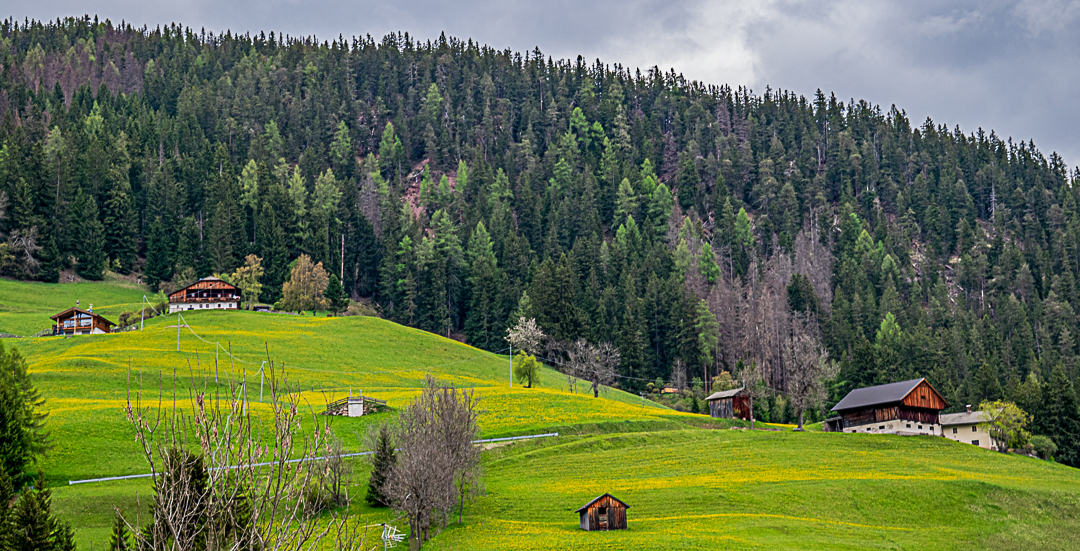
[1,17,1078,464]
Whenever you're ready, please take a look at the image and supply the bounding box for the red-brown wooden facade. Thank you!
[168,277,240,305]
[576,493,629,531]
[49,307,115,335]
[834,379,948,430]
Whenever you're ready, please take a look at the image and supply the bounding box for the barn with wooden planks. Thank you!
[831,378,948,436]
[576,493,629,531]
[705,387,751,420]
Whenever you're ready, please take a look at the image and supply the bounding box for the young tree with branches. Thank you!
[280,254,329,314]
[384,376,480,548]
[122,355,370,551]
[784,327,839,431]
[563,340,620,398]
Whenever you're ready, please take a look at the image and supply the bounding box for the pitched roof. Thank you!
[940,410,990,426]
[831,378,925,412]
[168,276,238,298]
[49,307,115,326]
[705,388,746,401]
[575,493,630,513]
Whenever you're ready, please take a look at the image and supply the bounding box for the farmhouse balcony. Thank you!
[169,295,239,303]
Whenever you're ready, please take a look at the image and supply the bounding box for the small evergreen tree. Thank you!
[108,510,131,551]
[365,424,395,507]
[324,274,349,314]
[7,471,75,551]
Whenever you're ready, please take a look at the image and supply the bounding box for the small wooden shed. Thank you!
[576,493,629,531]
[706,387,751,420]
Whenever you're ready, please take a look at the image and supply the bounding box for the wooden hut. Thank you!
[831,378,948,436]
[705,388,751,420]
[168,277,241,313]
[576,493,629,531]
[50,307,115,336]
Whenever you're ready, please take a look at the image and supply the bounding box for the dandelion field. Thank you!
[5,279,1080,549]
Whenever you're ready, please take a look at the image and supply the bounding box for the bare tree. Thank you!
[385,376,480,549]
[564,340,620,398]
[784,318,839,430]
[672,358,688,391]
[8,226,42,277]
[123,355,370,551]
[736,360,769,430]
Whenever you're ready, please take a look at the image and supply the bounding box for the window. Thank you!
[879,426,885,430]
[952,427,958,434]
[906,424,911,428]
[918,425,923,430]
[972,440,979,446]
[972,426,978,432]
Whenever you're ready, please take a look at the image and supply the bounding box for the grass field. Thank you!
[427,429,1080,550]
[0,275,155,336]
[5,279,1080,550]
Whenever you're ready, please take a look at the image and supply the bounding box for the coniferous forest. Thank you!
[1,17,1079,465]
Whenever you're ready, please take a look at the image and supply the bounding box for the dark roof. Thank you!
[705,388,746,401]
[168,277,239,298]
[49,307,115,326]
[831,379,925,412]
[575,493,630,513]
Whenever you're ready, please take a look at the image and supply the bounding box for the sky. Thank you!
[4,0,1079,167]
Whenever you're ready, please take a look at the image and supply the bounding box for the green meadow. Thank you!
[0,275,154,337]
[4,279,1080,549]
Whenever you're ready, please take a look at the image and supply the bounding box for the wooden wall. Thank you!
[901,380,948,410]
[579,495,628,531]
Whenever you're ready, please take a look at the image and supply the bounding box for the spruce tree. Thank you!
[108,510,131,551]
[7,471,74,551]
[365,423,395,507]
[143,217,172,289]
[73,193,106,281]
[324,274,349,314]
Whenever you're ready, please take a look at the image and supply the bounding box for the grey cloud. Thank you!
[3,0,1078,164]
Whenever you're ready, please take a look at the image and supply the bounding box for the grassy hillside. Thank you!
[430,430,1080,550]
[5,279,1080,550]
[0,276,153,336]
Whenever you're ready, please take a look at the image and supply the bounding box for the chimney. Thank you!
[965,404,971,413]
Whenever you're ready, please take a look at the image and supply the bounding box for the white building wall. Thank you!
[169,302,239,314]
[943,423,993,449]
[844,419,941,436]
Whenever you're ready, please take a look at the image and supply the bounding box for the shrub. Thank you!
[1030,435,1058,461]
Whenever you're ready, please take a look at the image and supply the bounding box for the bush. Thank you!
[1030,435,1058,461]
[118,311,137,327]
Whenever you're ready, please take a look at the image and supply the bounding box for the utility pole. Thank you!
[509,343,512,388]
[176,312,181,351]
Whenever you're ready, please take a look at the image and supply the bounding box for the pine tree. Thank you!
[324,274,349,314]
[108,510,131,551]
[73,192,106,281]
[101,166,137,273]
[143,217,172,288]
[365,423,395,507]
[7,471,74,551]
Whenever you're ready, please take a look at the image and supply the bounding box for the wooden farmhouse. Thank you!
[831,378,948,436]
[168,277,241,313]
[705,387,751,420]
[576,493,629,531]
[50,306,115,335]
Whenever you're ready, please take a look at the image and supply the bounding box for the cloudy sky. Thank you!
[6,0,1079,166]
